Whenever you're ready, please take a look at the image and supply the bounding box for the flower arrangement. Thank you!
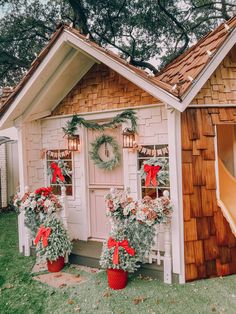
[14,187,62,235]
[100,187,173,280]
[105,188,173,226]
[35,214,72,263]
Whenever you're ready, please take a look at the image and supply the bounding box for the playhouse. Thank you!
[0,16,236,283]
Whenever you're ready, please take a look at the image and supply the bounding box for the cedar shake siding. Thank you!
[52,63,160,116]
[182,107,236,281]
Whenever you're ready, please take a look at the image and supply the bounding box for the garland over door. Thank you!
[87,126,123,239]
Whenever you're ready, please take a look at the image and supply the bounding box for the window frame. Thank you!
[137,144,170,199]
[45,149,75,198]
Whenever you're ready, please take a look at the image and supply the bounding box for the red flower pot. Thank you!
[107,269,128,290]
[47,256,65,272]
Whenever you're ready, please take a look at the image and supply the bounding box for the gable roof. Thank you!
[155,15,236,99]
[0,16,235,129]
[0,87,13,111]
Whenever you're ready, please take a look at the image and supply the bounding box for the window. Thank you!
[138,144,169,199]
[46,149,73,196]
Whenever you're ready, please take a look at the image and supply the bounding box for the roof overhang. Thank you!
[0,29,182,130]
[0,24,236,130]
[180,28,236,111]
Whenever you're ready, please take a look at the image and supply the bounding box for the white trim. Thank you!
[214,125,220,199]
[0,34,69,129]
[167,108,185,284]
[43,103,164,121]
[189,103,236,108]
[28,110,52,122]
[64,31,182,111]
[181,29,236,110]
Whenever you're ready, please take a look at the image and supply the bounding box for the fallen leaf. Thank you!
[5,284,14,289]
[103,291,112,298]
[74,306,81,312]
[67,299,74,305]
[133,296,146,305]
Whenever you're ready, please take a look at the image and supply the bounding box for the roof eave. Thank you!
[180,27,236,110]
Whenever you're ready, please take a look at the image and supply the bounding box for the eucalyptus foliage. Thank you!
[63,109,137,136]
[140,157,169,187]
[35,214,72,261]
[89,134,121,171]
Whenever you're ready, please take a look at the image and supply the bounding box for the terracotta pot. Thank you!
[47,256,64,272]
[107,268,128,290]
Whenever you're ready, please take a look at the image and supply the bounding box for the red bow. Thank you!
[144,164,161,187]
[51,162,65,183]
[34,226,51,247]
[108,237,135,265]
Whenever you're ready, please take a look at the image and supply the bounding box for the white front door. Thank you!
[87,127,123,240]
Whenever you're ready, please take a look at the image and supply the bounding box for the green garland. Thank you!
[89,134,121,170]
[63,109,137,136]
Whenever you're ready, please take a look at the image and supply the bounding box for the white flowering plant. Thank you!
[105,188,173,226]
[14,187,62,236]
[101,188,173,272]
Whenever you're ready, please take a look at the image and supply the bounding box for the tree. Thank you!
[0,0,235,86]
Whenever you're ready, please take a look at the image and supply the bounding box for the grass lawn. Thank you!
[1,212,236,314]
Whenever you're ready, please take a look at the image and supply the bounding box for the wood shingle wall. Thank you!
[182,108,236,281]
[193,48,236,105]
[52,63,159,116]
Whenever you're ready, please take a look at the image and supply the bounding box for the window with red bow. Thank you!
[138,144,169,199]
[46,149,73,196]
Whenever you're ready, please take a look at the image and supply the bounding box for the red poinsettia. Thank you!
[35,187,52,197]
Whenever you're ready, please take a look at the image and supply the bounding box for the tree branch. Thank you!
[157,0,189,55]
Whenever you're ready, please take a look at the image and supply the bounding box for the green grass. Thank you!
[1,212,236,314]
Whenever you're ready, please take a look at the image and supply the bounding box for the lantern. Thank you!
[68,135,80,151]
[122,128,135,148]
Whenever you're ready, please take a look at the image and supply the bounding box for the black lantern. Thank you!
[68,135,80,151]
[122,128,135,148]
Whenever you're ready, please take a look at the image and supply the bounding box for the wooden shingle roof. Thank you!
[155,16,236,98]
[0,15,235,118]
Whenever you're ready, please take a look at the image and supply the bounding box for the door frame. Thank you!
[84,116,125,240]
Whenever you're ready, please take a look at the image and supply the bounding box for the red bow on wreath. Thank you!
[108,237,135,265]
[51,162,65,183]
[144,164,161,187]
[34,226,51,247]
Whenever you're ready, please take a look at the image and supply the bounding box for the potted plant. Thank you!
[100,187,173,289]
[34,214,72,272]
[100,227,138,290]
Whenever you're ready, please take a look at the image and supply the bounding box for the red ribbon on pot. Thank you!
[51,162,65,183]
[34,226,51,247]
[144,164,161,187]
[108,237,135,265]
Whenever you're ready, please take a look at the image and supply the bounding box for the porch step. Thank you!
[69,240,179,283]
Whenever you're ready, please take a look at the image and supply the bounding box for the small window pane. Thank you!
[46,149,73,196]
[138,144,169,199]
